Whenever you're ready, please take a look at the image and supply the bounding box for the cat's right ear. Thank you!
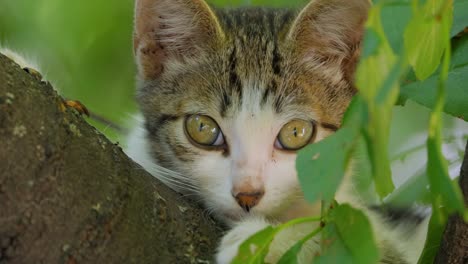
[287,0,370,82]
[134,0,225,80]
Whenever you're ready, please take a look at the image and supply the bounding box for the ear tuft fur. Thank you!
[288,0,370,82]
[134,0,224,80]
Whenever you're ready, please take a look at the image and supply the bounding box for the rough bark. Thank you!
[434,141,468,264]
[0,53,222,264]
[2,48,468,264]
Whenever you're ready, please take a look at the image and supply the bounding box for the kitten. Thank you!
[126,0,429,263]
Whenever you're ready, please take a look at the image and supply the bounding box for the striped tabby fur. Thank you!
[127,0,428,263]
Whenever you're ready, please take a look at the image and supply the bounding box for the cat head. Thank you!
[133,0,369,223]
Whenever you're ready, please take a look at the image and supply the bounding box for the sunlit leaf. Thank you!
[404,0,453,80]
[421,0,466,219]
[356,4,399,198]
[381,0,466,53]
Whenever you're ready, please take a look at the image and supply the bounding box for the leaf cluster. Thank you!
[235,0,468,263]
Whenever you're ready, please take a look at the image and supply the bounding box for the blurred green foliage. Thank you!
[1,0,136,140]
[0,0,305,141]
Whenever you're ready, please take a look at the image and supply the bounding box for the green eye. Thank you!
[185,115,224,146]
[276,119,314,150]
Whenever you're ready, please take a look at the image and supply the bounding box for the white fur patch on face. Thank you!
[126,84,340,225]
[190,81,325,223]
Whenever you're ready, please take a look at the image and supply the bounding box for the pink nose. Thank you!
[233,191,264,212]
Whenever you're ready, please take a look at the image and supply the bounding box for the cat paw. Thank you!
[216,242,240,264]
[216,228,247,264]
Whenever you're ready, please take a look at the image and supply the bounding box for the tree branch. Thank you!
[0,53,222,263]
[434,140,468,263]
[2,48,467,264]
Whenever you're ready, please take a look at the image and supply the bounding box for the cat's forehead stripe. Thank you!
[220,90,232,118]
[216,8,297,117]
[271,43,282,76]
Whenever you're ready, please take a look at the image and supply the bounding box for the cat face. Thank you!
[133,0,368,223]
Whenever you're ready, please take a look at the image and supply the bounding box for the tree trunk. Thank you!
[0,53,222,264]
[434,141,468,264]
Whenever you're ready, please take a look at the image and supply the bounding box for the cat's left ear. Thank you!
[288,0,370,82]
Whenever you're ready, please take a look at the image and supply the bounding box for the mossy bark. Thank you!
[0,53,222,264]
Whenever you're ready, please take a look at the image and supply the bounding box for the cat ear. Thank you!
[134,0,225,79]
[288,0,370,82]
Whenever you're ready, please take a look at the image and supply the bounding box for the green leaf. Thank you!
[404,1,453,80]
[385,170,432,206]
[334,204,380,264]
[356,4,398,198]
[417,201,446,264]
[314,222,352,264]
[381,0,466,53]
[296,127,357,203]
[427,136,465,215]
[296,93,367,205]
[342,96,369,126]
[362,118,396,198]
[362,29,381,59]
[233,217,322,263]
[401,65,468,120]
[277,242,302,264]
[451,33,468,68]
[400,35,468,120]
[232,226,278,264]
[315,204,379,264]
[381,2,412,53]
[277,224,323,264]
[452,0,468,36]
